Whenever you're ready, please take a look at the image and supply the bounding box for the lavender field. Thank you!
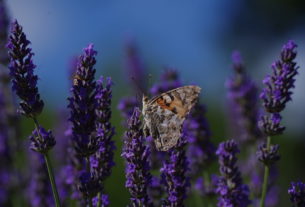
[1,1,305,207]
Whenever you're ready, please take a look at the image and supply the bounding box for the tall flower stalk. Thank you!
[216,140,251,207]
[226,51,261,144]
[90,77,115,207]
[68,44,101,206]
[6,20,60,206]
[122,108,152,206]
[161,137,190,207]
[258,40,299,207]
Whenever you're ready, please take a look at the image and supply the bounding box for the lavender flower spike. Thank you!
[226,51,261,143]
[261,40,298,113]
[7,20,44,118]
[259,40,298,136]
[161,137,190,207]
[90,76,115,205]
[122,108,152,207]
[288,181,305,207]
[216,140,251,207]
[30,126,56,154]
[68,43,99,157]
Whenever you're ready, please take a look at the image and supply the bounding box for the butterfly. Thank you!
[142,85,201,151]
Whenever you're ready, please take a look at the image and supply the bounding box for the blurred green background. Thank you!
[3,0,305,206]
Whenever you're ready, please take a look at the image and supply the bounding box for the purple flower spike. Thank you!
[78,171,101,203]
[161,137,190,207]
[7,20,44,117]
[226,51,261,143]
[261,40,298,113]
[29,126,56,154]
[256,143,280,166]
[122,108,152,207]
[90,76,115,205]
[183,103,215,176]
[288,181,305,207]
[68,43,99,157]
[216,140,251,207]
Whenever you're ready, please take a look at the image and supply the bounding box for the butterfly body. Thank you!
[142,85,201,151]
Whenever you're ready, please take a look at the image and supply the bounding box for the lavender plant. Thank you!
[216,139,251,207]
[6,20,60,206]
[90,77,115,206]
[122,108,152,207]
[68,43,101,206]
[258,40,299,207]
[161,137,190,207]
[226,51,261,144]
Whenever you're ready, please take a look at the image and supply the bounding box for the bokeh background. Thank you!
[3,0,305,206]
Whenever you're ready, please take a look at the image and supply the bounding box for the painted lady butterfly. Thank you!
[142,85,201,151]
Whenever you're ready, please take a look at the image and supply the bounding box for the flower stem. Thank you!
[96,192,101,207]
[33,117,61,207]
[44,153,61,207]
[259,136,271,207]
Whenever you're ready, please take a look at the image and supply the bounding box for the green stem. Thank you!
[259,136,271,207]
[96,192,101,207]
[33,118,61,207]
[44,153,61,207]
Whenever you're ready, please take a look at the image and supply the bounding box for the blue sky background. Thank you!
[6,0,305,135]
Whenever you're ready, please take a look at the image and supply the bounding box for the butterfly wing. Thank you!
[145,85,201,151]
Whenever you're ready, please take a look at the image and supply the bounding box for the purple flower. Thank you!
[90,77,115,205]
[92,194,110,207]
[122,108,152,206]
[150,68,182,96]
[161,137,190,207]
[226,51,261,143]
[259,113,285,136]
[259,40,298,136]
[216,140,251,207]
[7,20,44,118]
[28,153,54,207]
[183,103,215,176]
[68,43,99,157]
[256,143,280,166]
[29,126,56,154]
[77,171,101,204]
[288,181,305,207]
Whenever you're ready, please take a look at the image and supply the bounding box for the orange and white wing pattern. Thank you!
[142,85,201,151]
